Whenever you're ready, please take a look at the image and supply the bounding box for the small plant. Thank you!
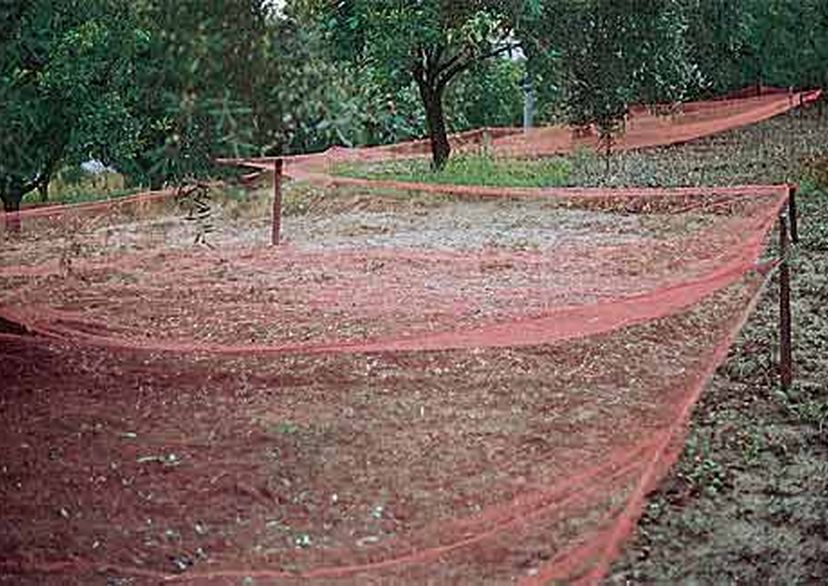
[775,386,828,434]
[273,422,300,435]
[738,429,766,466]
[176,182,214,247]
[680,436,728,497]
[596,117,625,176]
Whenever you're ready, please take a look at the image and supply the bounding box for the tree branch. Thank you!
[436,42,517,89]
[21,178,39,195]
[428,44,444,72]
[436,47,469,76]
[412,46,427,88]
[478,42,519,63]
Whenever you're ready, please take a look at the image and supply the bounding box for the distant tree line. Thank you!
[2,0,828,213]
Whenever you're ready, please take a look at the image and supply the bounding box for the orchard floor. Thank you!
[596,108,828,584]
[2,108,827,585]
[3,179,757,585]
[323,106,828,584]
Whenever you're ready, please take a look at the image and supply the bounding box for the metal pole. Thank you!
[272,159,283,246]
[522,78,535,132]
[779,213,793,390]
[788,184,799,244]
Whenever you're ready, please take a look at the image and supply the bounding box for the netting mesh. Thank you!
[0,90,805,584]
[1,186,785,356]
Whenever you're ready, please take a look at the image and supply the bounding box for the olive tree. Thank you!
[310,0,529,169]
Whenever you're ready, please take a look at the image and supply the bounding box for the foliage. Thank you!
[6,0,828,213]
[0,0,316,207]
[521,0,699,163]
[45,169,137,206]
[0,0,145,211]
[291,55,526,155]
[118,0,264,187]
[287,61,426,152]
[446,58,526,130]
[119,0,320,188]
[684,0,828,94]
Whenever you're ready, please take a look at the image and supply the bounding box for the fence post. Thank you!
[788,184,799,244]
[272,159,283,246]
[779,213,793,390]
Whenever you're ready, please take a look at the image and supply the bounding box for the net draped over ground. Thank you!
[0,89,809,584]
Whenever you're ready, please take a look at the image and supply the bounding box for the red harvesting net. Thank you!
[0,90,805,584]
[1,86,814,237]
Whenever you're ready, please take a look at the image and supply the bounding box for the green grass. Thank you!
[334,152,574,189]
[336,111,828,191]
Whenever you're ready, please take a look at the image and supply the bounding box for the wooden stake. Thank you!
[788,184,799,244]
[272,159,283,246]
[779,213,793,390]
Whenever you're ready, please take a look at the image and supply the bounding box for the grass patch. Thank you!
[336,110,828,191]
[334,152,573,188]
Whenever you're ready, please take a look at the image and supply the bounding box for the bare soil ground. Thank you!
[0,276,761,585]
[3,188,745,350]
[608,192,828,584]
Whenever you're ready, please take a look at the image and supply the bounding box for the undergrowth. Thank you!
[29,186,141,207]
[334,151,573,188]
[37,167,139,206]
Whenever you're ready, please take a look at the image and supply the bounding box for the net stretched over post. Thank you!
[0,182,788,585]
[0,88,807,584]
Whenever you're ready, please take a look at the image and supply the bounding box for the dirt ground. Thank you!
[1,171,778,584]
[3,187,748,351]
[607,187,828,585]
[0,278,760,584]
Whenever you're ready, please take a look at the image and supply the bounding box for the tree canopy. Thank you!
[520,0,699,159]
[0,0,145,212]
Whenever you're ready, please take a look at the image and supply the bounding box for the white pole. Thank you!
[523,78,535,132]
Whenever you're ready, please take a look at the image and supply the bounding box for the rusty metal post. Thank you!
[788,184,799,244]
[779,213,793,390]
[272,159,283,245]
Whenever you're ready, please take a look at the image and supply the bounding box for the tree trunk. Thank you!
[147,172,165,191]
[422,88,451,171]
[2,195,22,234]
[38,156,59,203]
